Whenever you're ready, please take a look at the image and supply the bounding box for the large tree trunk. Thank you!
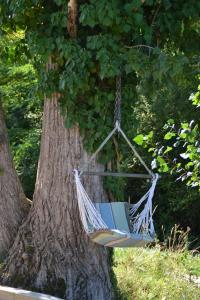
[2,95,113,300]
[0,102,28,258]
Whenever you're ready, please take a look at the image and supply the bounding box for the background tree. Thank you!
[0,31,32,258]
[0,99,29,258]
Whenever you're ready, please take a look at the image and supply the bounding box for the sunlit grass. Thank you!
[113,247,200,300]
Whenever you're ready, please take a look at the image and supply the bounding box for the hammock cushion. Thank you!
[111,202,130,232]
[95,202,130,232]
[95,203,116,229]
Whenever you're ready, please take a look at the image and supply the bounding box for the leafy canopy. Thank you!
[1,0,200,157]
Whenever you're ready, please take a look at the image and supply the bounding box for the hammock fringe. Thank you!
[74,170,108,233]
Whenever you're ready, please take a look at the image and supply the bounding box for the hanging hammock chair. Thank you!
[74,78,159,248]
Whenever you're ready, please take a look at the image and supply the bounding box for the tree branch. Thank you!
[67,0,77,38]
[125,44,154,50]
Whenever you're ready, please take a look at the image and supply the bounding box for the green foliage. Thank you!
[133,89,200,238]
[113,248,200,300]
[134,103,200,189]
[0,31,41,197]
[191,84,200,107]
[103,176,127,201]
[1,0,200,157]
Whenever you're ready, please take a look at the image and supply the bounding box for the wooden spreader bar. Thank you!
[81,171,152,179]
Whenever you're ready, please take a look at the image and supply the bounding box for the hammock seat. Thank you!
[90,202,154,247]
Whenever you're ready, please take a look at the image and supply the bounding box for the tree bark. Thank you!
[2,95,113,300]
[0,102,28,258]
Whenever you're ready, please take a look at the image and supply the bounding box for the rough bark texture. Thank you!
[3,95,113,300]
[0,103,28,258]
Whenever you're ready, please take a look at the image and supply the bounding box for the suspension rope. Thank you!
[78,74,154,178]
[113,75,153,176]
[79,126,118,176]
[114,76,121,127]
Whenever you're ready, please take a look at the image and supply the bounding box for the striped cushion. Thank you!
[90,229,127,246]
[111,202,130,232]
[95,203,116,229]
[90,229,153,247]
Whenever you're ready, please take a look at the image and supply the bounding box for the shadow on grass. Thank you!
[109,249,129,300]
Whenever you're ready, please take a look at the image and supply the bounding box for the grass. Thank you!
[113,247,200,300]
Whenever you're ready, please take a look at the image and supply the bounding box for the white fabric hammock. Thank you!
[74,122,159,246]
[74,169,159,236]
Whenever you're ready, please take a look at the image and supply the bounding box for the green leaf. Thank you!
[179,131,187,139]
[134,134,144,145]
[164,146,173,154]
[134,13,143,25]
[147,130,153,140]
[162,163,169,172]
[123,24,131,33]
[167,119,175,125]
[157,156,169,172]
[181,123,190,130]
[157,155,166,164]
[164,132,176,140]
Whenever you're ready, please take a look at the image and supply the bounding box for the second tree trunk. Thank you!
[0,101,28,258]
